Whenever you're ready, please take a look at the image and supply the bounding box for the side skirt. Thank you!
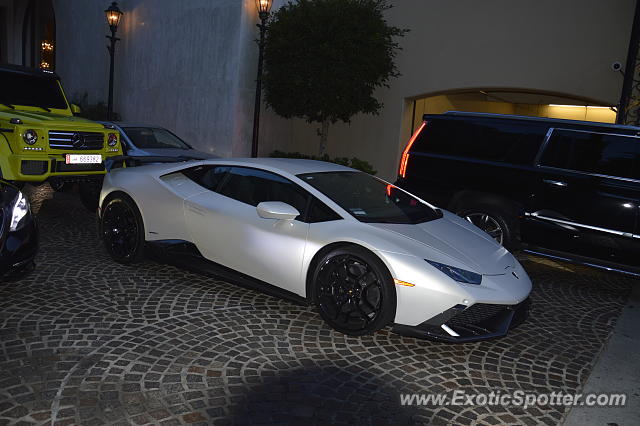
[145,239,309,306]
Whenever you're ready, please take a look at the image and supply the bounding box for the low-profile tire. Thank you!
[456,204,518,249]
[310,246,396,336]
[100,194,145,264]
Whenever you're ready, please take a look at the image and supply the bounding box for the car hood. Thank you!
[369,213,514,275]
[132,148,217,159]
[0,109,103,129]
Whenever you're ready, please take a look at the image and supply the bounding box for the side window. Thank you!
[306,198,342,223]
[182,165,230,191]
[540,129,638,179]
[219,167,309,216]
[412,119,545,164]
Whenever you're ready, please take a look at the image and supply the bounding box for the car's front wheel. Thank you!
[100,194,145,264]
[311,246,396,336]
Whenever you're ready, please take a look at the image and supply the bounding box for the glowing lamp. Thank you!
[255,0,273,18]
[105,2,123,33]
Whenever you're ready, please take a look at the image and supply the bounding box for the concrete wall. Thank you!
[52,0,291,157]
[280,0,636,180]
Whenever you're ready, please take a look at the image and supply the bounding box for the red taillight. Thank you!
[399,121,427,178]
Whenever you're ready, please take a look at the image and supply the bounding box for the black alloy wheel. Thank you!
[101,195,145,264]
[312,247,396,336]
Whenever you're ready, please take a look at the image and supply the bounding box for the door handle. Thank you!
[543,179,568,188]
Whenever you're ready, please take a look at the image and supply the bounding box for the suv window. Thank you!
[539,129,640,179]
[412,118,546,165]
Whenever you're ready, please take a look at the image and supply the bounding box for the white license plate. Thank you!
[65,154,102,164]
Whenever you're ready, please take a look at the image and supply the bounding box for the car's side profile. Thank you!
[99,122,216,160]
[99,158,531,342]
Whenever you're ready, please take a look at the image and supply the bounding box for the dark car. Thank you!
[0,180,38,279]
[395,111,640,276]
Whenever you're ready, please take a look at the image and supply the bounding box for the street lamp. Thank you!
[251,0,273,157]
[105,2,123,121]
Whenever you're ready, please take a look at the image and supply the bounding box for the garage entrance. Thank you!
[410,90,616,133]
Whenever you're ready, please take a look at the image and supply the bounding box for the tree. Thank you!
[262,0,406,156]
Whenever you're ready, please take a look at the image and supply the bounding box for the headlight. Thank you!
[23,129,38,145]
[107,133,118,146]
[9,191,30,232]
[426,260,482,285]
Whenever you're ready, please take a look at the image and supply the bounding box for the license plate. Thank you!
[65,154,102,164]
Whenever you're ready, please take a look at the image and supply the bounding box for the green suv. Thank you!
[0,65,122,199]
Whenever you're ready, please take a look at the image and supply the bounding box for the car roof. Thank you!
[0,63,59,80]
[116,157,355,176]
[427,111,640,133]
[216,158,354,175]
[100,121,166,129]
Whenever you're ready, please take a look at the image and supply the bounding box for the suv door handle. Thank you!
[543,179,568,188]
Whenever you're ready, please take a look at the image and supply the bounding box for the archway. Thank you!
[21,0,55,70]
[409,89,617,133]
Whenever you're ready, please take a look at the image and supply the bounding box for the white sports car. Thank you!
[99,158,531,342]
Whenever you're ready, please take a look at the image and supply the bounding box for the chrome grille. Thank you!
[48,131,104,150]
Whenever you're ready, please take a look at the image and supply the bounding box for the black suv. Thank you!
[395,112,640,276]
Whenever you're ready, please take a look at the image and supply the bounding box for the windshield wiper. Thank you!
[1,103,15,109]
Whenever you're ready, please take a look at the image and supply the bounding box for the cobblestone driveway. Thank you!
[0,185,635,425]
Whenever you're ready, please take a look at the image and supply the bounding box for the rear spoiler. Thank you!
[105,155,204,172]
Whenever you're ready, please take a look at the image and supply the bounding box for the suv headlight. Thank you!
[9,191,30,232]
[107,133,118,146]
[426,260,482,285]
[23,129,38,145]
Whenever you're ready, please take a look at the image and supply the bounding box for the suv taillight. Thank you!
[399,121,427,178]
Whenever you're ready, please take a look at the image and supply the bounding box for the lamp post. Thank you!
[251,0,273,158]
[105,2,123,121]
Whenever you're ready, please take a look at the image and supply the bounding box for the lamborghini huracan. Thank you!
[99,158,531,342]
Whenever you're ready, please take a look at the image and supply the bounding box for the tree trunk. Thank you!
[318,119,329,156]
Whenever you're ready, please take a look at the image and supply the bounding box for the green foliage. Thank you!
[270,150,377,175]
[263,0,406,125]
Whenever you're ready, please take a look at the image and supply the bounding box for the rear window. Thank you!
[411,118,546,165]
[539,129,640,179]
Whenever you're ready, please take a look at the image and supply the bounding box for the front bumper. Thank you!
[0,153,115,182]
[392,298,531,343]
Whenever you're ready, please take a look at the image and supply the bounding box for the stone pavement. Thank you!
[0,184,636,425]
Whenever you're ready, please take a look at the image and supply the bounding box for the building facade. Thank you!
[1,0,636,179]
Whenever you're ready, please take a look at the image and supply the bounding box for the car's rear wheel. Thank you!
[100,194,145,264]
[311,246,396,336]
[457,205,516,248]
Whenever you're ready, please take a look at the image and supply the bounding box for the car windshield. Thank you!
[298,171,442,224]
[0,70,68,109]
[123,127,191,149]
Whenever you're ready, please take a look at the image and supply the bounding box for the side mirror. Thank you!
[70,104,82,114]
[256,201,300,220]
